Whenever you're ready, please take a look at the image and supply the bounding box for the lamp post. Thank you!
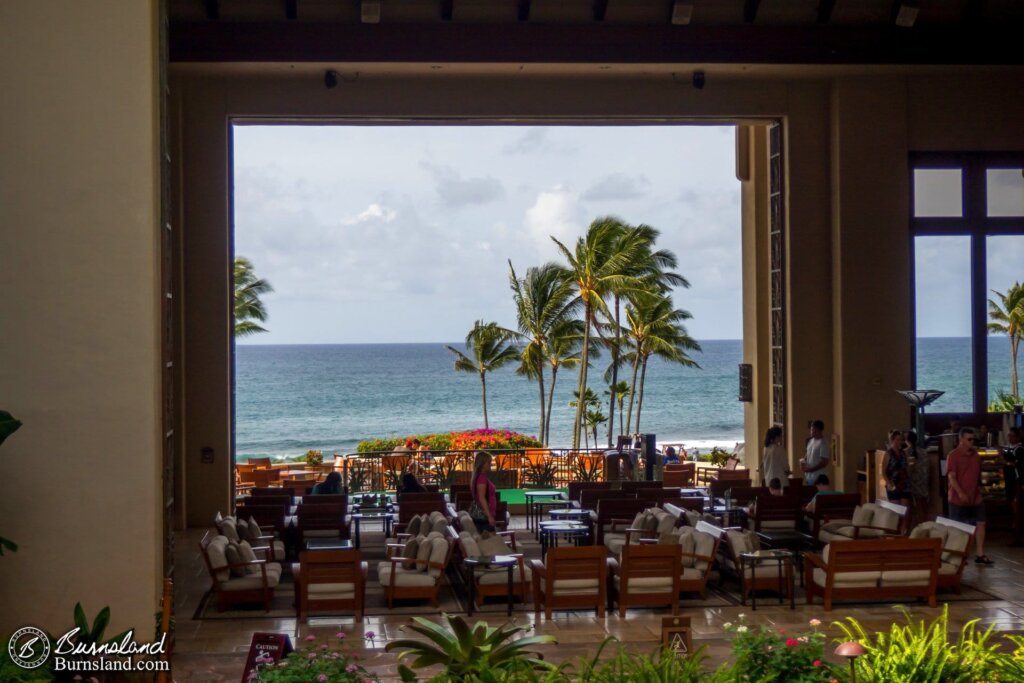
[896,389,945,440]
[834,641,865,683]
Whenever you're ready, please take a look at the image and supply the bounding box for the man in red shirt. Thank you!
[947,427,991,564]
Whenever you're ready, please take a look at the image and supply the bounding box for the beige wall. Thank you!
[0,0,162,637]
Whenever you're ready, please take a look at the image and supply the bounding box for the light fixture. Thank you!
[323,70,338,89]
[671,1,694,25]
[897,389,945,440]
[835,641,865,683]
[361,0,381,24]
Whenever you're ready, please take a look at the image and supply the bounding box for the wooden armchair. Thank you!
[675,521,722,598]
[199,531,280,611]
[377,535,453,608]
[663,463,695,488]
[252,469,282,488]
[568,481,611,507]
[748,494,801,532]
[803,493,861,542]
[455,528,530,609]
[296,501,349,545]
[709,477,752,500]
[610,543,681,617]
[721,528,793,603]
[909,516,975,593]
[818,500,907,544]
[297,550,367,621]
[531,545,608,619]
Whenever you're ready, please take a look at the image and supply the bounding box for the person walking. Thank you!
[761,425,788,488]
[470,451,498,534]
[947,427,992,565]
[882,429,911,509]
[801,420,830,485]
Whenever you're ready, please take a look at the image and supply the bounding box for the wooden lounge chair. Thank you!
[609,543,681,617]
[909,516,975,593]
[377,534,453,608]
[531,545,608,619]
[199,531,280,612]
[297,550,367,621]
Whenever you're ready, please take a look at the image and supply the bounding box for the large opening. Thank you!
[230,123,743,462]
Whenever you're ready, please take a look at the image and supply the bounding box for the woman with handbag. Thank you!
[470,451,497,534]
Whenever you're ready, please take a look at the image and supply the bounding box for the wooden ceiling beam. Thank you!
[441,0,453,21]
[817,0,837,25]
[203,0,219,20]
[593,0,609,22]
[169,21,1024,65]
[517,0,531,22]
[743,0,761,24]
[285,0,297,20]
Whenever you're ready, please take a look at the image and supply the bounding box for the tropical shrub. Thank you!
[718,616,837,683]
[385,614,554,681]
[356,430,541,454]
[254,631,376,682]
[988,390,1023,412]
[304,449,323,466]
[565,637,708,682]
[834,605,1004,683]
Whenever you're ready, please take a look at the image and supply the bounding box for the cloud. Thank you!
[421,162,504,207]
[524,186,585,256]
[501,128,578,156]
[582,173,651,201]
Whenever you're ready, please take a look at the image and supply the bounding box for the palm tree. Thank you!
[509,261,578,444]
[989,282,1024,398]
[233,256,274,337]
[569,388,601,448]
[600,222,689,447]
[445,321,520,429]
[605,380,631,437]
[543,319,585,446]
[585,409,608,450]
[623,291,702,433]
[553,218,647,449]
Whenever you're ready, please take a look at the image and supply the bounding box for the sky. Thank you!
[232,124,742,344]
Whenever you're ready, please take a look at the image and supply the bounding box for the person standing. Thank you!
[471,451,498,534]
[906,430,931,527]
[947,427,992,564]
[882,429,911,509]
[802,420,830,485]
[1005,427,1024,546]
[761,426,788,488]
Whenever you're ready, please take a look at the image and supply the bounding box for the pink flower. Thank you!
[305,634,317,642]
[317,675,328,682]
[785,638,799,647]
[320,644,328,650]
[246,674,258,682]
[365,631,376,640]
[335,631,347,639]
[813,659,823,667]
[809,618,822,628]
[346,664,358,673]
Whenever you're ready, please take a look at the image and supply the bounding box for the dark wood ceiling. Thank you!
[169,0,1024,65]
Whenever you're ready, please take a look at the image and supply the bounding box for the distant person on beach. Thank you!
[882,429,911,508]
[947,427,992,565]
[761,425,788,488]
[804,474,842,513]
[313,471,343,495]
[471,451,498,533]
[400,461,427,494]
[801,420,830,485]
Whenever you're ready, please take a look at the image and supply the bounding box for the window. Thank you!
[911,153,1024,415]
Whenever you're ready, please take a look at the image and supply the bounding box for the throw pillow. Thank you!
[416,534,434,571]
[402,537,420,570]
[407,515,422,537]
[224,543,245,577]
[247,517,264,541]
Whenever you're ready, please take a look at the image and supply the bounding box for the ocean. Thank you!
[235,337,1016,459]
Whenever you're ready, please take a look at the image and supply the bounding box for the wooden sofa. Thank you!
[296,549,367,621]
[531,545,608,619]
[199,531,281,611]
[818,500,907,544]
[804,537,942,611]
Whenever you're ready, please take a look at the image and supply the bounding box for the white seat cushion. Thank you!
[812,568,880,588]
[459,531,481,558]
[376,562,438,587]
[206,536,232,581]
[680,567,704,581]
[880,569,932,586]
[938,561,959,576]
[550,578,600,596]
[307,582,356,600]
[222,573,280,591]
[426,537,449,578]
[477,565,531,585]
[613,575,673,593]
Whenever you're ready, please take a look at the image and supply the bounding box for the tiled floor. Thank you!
[173,520,1024,681]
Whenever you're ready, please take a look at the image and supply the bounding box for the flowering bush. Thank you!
[253,632,378,683]
[304,449,323,466]
[356,430,540,453]
[723,615,837,683]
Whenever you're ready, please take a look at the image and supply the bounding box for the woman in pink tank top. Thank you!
[471,451,497,532]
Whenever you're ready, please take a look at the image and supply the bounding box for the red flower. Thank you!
[813,660,822,668]
[785,638,799,647]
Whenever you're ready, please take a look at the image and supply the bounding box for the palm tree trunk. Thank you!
[546,366,558,446]
[606,295,621,447]
[1013,335,1020,397]
[625,352,641,435]
[480,371,489,428]
[536,361,547,444]
[573,304,592,450]
[618,396,625,435]
[634,356,649,434]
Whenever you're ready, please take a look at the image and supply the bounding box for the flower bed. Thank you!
[355,429,541,454]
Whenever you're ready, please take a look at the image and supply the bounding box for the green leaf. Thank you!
[398,664,418,683]
[73,603,89,636]
[0,411,22,447]
[0,537,17,555]
[91,607,111,642]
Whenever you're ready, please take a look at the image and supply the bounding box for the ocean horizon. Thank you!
[235,336,1016,459]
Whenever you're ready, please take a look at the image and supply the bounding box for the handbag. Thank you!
[468,501,488,521]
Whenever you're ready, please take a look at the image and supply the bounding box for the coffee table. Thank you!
[539,522,590,558]
[304,539,354,551]
[350,512,393,548]
[548,508,591,524]
[524,491,566,533]
[739,549,795,610]
[464,555,518,616]
[756,529,814,587]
